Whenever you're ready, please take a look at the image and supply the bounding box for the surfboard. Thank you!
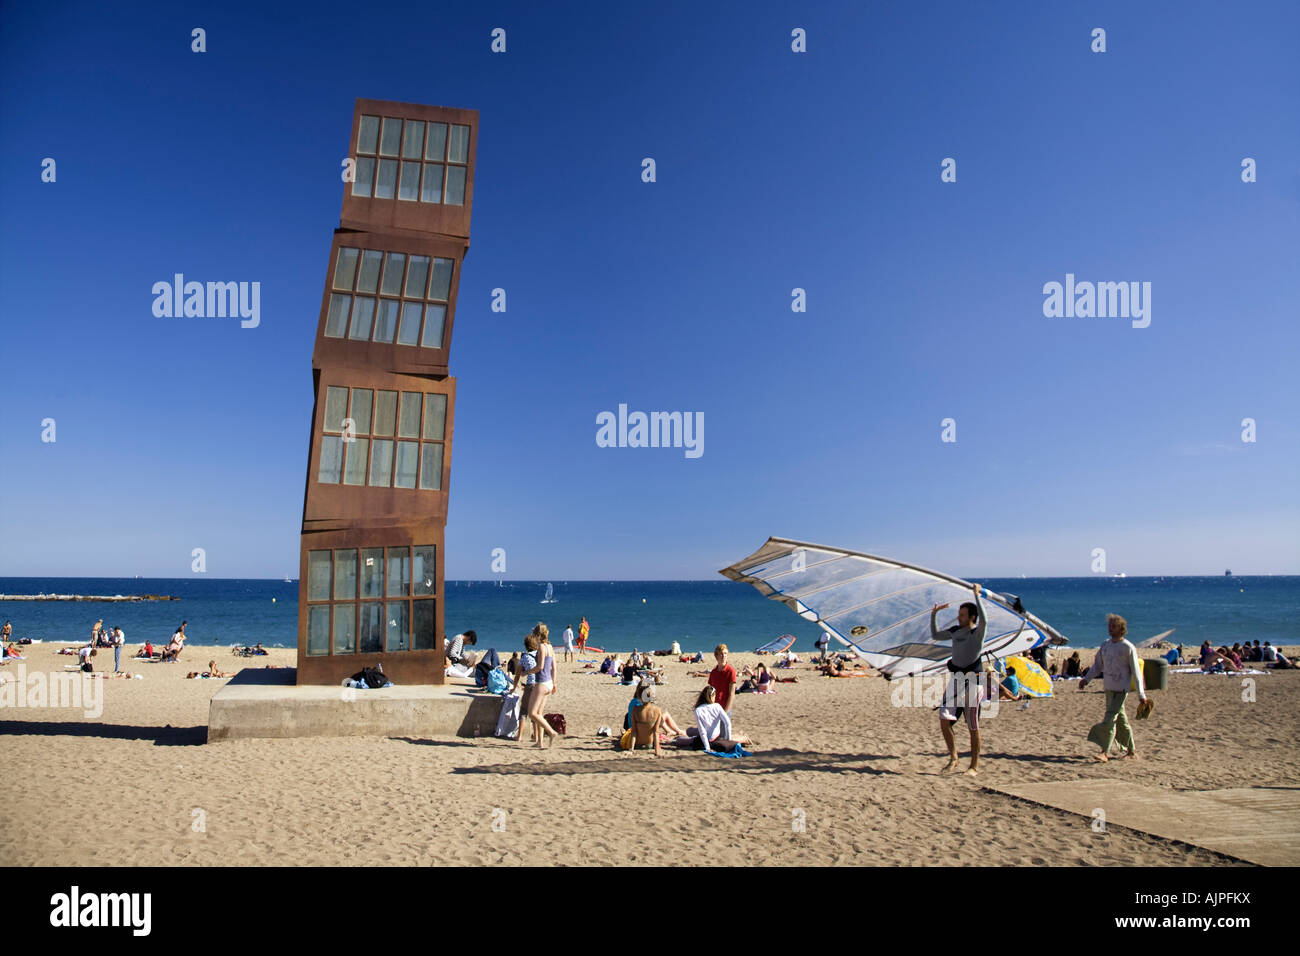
[755,634,796,654]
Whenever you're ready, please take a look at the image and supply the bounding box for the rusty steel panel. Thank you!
[297,98,475,686]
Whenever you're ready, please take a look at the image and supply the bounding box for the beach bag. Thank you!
[545,713,566,735]
[495,693,522,739]
[486,668,511,695]
[619,728,634,750]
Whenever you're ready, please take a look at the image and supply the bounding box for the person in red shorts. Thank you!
[707,644,738,714]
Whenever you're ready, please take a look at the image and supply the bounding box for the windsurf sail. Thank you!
[541,582,555,604]
[720,537,1068,679]
[1137,628,1175,648]
[755,634,796,654]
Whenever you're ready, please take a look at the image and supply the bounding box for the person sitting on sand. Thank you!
[1080,613,1147,762]
[754,662,776,694]
[136,641,154,659]
[1061,651,1081,678]
[1198,641,1215,668]
[679,685,751,753]
[1271,649,1297,670]
[629,690,669,758]
[161,634,185,663]
[998,666,1024,701]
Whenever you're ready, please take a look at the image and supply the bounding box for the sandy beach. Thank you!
[2,643,1297,866]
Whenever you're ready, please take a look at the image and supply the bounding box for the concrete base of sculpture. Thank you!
[207,667,500,742]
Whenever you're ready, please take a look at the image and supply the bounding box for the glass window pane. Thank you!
[445,166,466,205]
[324,386,348,431]
[413,600,436,650]
[402,120,424,159]
[425,122,447,160]
[429,258,453,300]
[419,442,443,490]
[373,299,399,343]
[422,393,447,440]
[421,164,442,203]
[348,297,375,340]
[375,159,397,199]
[358,115,379,154]
[421,304,446,349]
[373,390,397,436]
[385,602,410,652]
[344,437,368,485]
[307,606,331,656]
[352,157,374,197]
[449,124,470,163]
[333,248,359,290]
[398,161,420,201]
[308,551,332,601]
[360,548,384,599]
[386,547,411,597]
[357,250,382,293]
[318,436,343,483]
[368,439,393,487]
[325,294,350,337]
[395,441,418,488]
[398,392,421,438]
[405,256,429,298]
[381,253,405,296]
[379,117,401,157]
[359,602,383,653]
[333,603,356,654]
[413,545,437,596]
[334,550,357,600]
[350,388,373,434]
[397,302,422,346]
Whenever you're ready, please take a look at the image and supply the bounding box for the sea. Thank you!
[1,576,1297,655]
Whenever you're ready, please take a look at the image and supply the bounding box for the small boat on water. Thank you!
[541,582,557,604]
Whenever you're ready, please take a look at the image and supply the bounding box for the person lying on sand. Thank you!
[207,660,234,678]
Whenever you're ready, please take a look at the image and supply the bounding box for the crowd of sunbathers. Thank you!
[1193,640,1295,671]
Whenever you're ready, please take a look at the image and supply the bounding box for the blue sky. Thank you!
[1,0,1297,579]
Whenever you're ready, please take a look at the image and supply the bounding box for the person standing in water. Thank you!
[932,583,986,776]
[1080,613,1147,761]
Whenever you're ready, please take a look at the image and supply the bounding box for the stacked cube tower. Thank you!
[296,99,476,685]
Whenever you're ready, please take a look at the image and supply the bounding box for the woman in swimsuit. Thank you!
[517,626,560,748]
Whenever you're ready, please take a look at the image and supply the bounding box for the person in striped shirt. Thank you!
[445,630,477,665]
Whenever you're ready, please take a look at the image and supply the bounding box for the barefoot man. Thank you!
[1080,613,1147,761]
[932,583,986,776]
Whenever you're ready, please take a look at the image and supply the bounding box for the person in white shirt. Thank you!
[562,625,575,663]
[112,626,125,673]
[1080,613,1148,762]
[685,685,751,753]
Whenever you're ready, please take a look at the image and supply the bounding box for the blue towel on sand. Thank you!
[705,745,751,759]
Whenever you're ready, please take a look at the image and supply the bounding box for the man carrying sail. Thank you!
[932,583,986,776]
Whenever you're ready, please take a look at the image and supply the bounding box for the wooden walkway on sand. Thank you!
[981,779,1300,866]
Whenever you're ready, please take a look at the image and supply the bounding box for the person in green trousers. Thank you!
[1080,613,1148,761]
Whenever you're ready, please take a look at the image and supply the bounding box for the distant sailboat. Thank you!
[541,582,557,604]
[1225,569,1232,577]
